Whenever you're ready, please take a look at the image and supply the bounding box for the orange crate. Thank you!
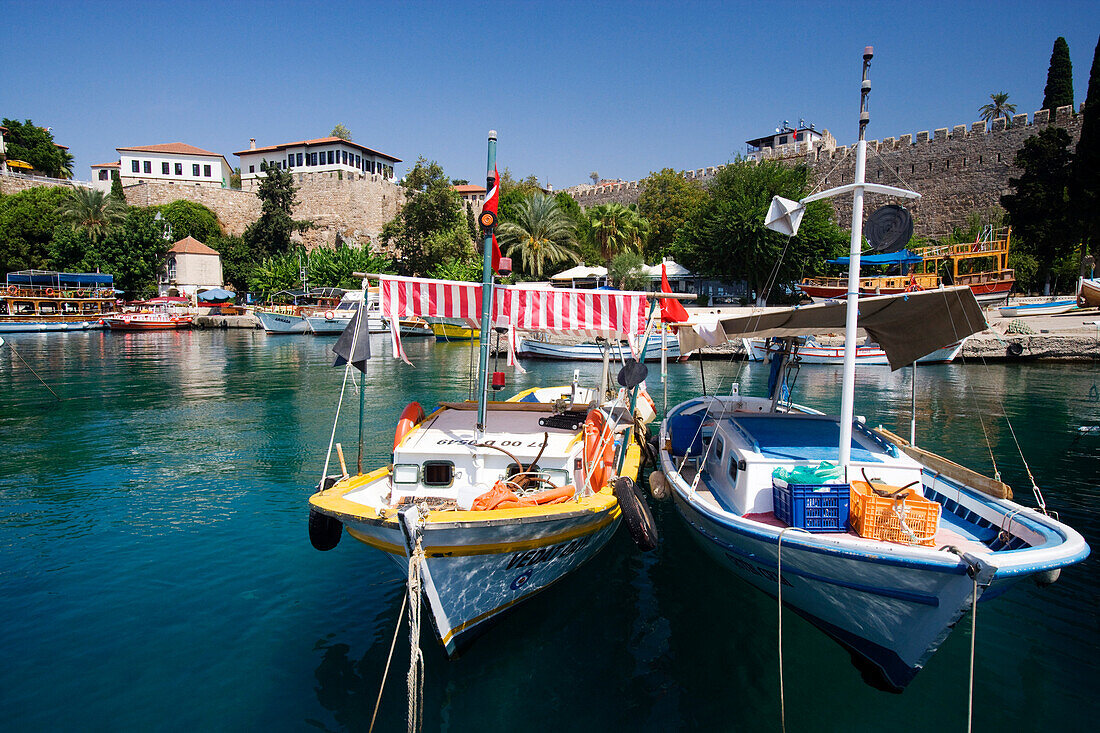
[849,481,940,546]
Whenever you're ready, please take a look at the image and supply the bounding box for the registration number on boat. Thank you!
[506,536,590,570]
[436,438,544,448]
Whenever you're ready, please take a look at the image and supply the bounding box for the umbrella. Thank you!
[198,288,235,303]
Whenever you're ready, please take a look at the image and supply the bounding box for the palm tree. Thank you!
[58,187,127,243]
[497,193,581,278]
[585,202,650,267]
[979,92,1017,125]
[57,149,75,179]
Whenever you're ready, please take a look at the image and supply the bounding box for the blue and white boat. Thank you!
[517,332,682,361]
[655,50,1090,692]
[997,298,1077,318]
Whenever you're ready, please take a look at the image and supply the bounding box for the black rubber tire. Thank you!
[309,508,343,551]
[612,477,658,552]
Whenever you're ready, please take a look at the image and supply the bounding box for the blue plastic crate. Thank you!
[772,478,850,532]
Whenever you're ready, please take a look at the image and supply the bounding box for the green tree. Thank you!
[58,187,127,243]
[243,160,309,258]
[496,193,581,278]
[608,251,648,290]
[1001,126,1076,294]
[1042,37,1074,112]
[331,124,353,141]
[2,119,65,177]
[0,186,71,273]
[979,92,1017,124]
[81,208,170,298]
[212,234,252,292]
[57,148,75,179]
[153,200,222,243]
[110,171,126,203]
[381,157,473,275]
[585,202,650,267]
[671,159,846,306]
[1072,34,1100,257]
[637,168,707,260]
[229,167,242,189]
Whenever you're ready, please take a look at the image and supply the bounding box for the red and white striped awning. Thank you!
[379,275,649,363]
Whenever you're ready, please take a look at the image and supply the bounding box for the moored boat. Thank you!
[517,332,682,362]
[104,311,193,330]
[743,335,963,365]
[429,317,480,341]
[657,52,1089,694]
[1,270,119,332]
[1077,277,1099,308]
[305,289,389,334]
[997,298,1077,318]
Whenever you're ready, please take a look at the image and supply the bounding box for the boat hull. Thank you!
[104,315,192,330]
[342,506,620,654]
[997,299,1077,318]
[0,319,107,332]
[518,337,681,362]
[744,338,963,365]
[256,310,309,333]
[305,313,388,334]
[431,322,479,341]
[1077,278,1100,308]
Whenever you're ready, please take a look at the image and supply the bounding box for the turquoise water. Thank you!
[1,330,1097,731]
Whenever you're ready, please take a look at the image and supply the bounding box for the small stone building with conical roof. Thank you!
[159,236,224,299]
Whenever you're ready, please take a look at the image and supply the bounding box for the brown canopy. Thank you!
[676,286,987,370]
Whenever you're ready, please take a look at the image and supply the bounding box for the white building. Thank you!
[89,161,120,190]
[112,143,234,187]
[235,136,400,186]
[746,121,834,161]
[159,236,224,298]
[453,183,486,209]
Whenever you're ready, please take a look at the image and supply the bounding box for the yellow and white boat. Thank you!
[428,317,480,342]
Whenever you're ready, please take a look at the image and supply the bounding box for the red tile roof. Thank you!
[233,136,400,162]
[168,236,220,256]
[117,142,221,157]
[453,184,486,194]
[91,161,121,168]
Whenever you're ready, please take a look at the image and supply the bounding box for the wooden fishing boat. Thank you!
[309,134,662,665]
[256,288,343,334]
[305,289,389,334]
[743,336,963,365]
[429,317,480,341]
[656,53,1089,694]
[517,332,683,362]
[103,311,192,330]
[997,298,1077,318]
[1076,278,1099,308]
[399,317,434,337]
[1,270,119,332]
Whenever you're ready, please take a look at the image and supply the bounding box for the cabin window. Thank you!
[714,435,724,462]
[393,464,419,484]
[728,455,739,482]
[505,463,569,487]
[422,461,454,487]
[14,301,35,314]
[38,302,57,314]
[61,302,79,314]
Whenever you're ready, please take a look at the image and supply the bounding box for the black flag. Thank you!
[331,311,371,372]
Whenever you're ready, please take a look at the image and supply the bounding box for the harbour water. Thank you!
[2,330,1097,731]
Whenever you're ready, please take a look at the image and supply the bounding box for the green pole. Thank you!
[616,299,659,474]
[476,131,498,431]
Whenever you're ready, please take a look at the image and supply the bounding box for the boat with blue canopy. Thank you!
[1,270,119,332]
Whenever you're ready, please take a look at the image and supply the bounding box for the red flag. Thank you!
[660,263,689,323]
[483,167,502,272]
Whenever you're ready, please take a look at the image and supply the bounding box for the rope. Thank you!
[6,342,62,401]
[776,527,809,733]
[321,305,366,487]
[368,593,408,733]
[967,574,977,733]
[406,540,425,733]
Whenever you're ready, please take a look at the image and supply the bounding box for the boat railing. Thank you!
[952,269,1015,285]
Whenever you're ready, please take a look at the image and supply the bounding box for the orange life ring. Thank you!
[394,401,425,449]
[583,409,615,494]
[7,285,17,294]
[324,310,335,320]
[45,288,55,296]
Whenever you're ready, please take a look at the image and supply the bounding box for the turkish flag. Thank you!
[660,263,689,322]
[483,167,502,272]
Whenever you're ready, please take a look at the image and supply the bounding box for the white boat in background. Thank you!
[998,298,1077,318]
[743,336,963,365]
[517,333,682,362]
[1076,277,1099,308]
[256,309,310,333]
[656,51,1089,693]
[305,290,389,334]
[257,288,344,334]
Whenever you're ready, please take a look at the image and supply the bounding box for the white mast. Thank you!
[762,46,920,478]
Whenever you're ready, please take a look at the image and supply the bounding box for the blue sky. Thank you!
[3,1,1098,188]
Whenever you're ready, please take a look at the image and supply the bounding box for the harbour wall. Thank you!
[565,105,1085,236]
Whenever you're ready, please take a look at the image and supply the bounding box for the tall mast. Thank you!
[837,47,874,475]
[476,131,498,432]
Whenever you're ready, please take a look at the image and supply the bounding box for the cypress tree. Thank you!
[110,170,126,204]
[1042,37,1074,112]
[1073,35,1100,257]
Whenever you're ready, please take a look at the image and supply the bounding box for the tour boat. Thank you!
[997,298,1077,318]
[743,336,963,365]
[308,133,660,662]
[256,288,343,334]
[103,311,192,330]
[1078,277,1100,308]
[305,290,389,334]
[655,52,1089,693]
[1,270,119,332]
[516,331,683,362]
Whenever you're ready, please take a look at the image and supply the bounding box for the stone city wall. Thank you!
[565,105,1084,236]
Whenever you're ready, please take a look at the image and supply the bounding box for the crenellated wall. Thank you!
[565,105,1084,235]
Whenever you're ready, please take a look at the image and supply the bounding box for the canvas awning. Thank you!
[675,286,987,370]
[828,249,923,267]
[550,265,608,281]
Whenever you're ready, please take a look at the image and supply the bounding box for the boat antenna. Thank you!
[475,130,498,432]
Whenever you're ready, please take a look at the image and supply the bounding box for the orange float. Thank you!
[393,401,425,449]
[583,409,615,494]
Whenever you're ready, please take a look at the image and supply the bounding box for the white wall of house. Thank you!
[160,252,224,298]
[238,141,396,183]
[119,153,232,187]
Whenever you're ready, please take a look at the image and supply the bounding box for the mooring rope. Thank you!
[368,592,408,733]
[967,574,978,733]
[776,527,809,733]
[406,541,425,733]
